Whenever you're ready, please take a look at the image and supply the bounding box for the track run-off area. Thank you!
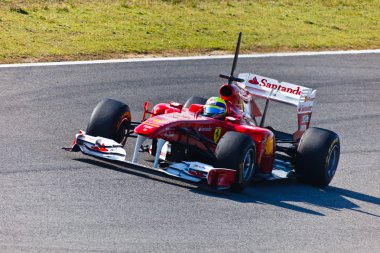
[0,52,379,252]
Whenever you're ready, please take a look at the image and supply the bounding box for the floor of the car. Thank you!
[266,126,294,142]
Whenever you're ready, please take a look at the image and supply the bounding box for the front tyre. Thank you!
[215,132,256,193]
[86,99,131,143]
[295,127,340,187]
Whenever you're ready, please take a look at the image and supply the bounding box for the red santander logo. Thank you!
[249,76,301,95]
[248,76,259,85]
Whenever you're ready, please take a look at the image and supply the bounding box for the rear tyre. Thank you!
[183,96,207,108]
[215,132,256,193]
[295,127,340,187]
[86,99,131,143]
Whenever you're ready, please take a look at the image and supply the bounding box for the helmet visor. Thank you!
[203,105,226,116]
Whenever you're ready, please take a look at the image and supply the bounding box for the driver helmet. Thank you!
[203,97,227,118]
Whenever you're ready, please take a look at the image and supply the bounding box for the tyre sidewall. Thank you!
[296,127,340,186]
[86,99,131,143]
[183,96,207,108]
[215,132,256,192]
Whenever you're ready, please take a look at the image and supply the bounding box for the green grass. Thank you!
[0,0,379,63]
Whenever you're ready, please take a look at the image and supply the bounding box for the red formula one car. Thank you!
[65,33,340,192]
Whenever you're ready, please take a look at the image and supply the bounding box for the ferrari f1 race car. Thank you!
[65,33,340,192]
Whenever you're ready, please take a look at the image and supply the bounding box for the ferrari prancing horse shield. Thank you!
[214,127,222,142]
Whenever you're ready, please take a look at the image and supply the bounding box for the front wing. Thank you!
[64,131,237,190]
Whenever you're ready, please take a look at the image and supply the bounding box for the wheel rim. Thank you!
[327,145,339,178]
[242,148,254,182]
[116,119,129,144]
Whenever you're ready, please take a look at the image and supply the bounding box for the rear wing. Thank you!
[237,73,316,111]
[237,73,317,138]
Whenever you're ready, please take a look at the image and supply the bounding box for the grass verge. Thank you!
[0,0,379,63]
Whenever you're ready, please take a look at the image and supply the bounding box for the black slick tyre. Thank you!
[215,132,256,193]
[86,99,131,143]
[183,96,207,108]
[295,127,340,187]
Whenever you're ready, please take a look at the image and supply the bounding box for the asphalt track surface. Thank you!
[0,54,379,252]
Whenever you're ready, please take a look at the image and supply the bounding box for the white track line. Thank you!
[1,49,380,68]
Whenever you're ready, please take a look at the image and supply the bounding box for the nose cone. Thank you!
[134,115,174,136]
[135,112,190,136]
[134,112,214,137]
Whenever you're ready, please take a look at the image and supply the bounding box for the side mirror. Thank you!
[225,116,238,123]
[169,101,183,110]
